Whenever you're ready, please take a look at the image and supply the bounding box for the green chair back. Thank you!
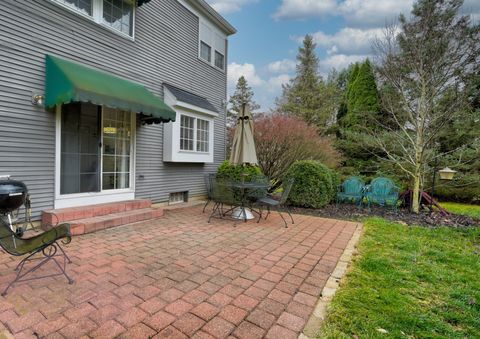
[341,177,365,195]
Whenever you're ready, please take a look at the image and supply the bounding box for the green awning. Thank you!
[45,55,176,123]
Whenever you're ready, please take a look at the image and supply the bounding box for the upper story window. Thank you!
[60,0,93,15]
[102,0,134,36]
[200,41,212,63]
[199,21,226,71]
[52,0,135,37]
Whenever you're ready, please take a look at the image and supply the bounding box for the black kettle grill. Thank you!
[0,178,27,214]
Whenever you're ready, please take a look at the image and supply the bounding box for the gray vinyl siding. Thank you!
[0,0,228,219]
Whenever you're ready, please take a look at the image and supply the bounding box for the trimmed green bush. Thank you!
[285,160,337,208]
[216,160,262,182]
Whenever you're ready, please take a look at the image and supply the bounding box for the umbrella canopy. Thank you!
[229,104,258,165]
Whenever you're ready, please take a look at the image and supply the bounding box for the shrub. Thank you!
[284,160,337,208]
[252,114,341,187]
[216,160,262,182]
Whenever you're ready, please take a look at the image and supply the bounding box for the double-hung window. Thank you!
[180,115,210,153]
[199,21,226,71]
[51,0,135,37]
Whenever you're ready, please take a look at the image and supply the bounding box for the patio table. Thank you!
[228,181,270,221]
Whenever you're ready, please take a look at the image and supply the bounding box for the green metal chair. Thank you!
[246,174,269,203]
[202,173,216,213]
[0,219,73,296]
[207,178,240,223]
[364,177,400,210]
[336,176,365,206]
[255,178,295,228]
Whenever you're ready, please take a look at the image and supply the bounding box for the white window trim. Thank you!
[163,88,216,163]
[198,18,226,72]
[49,0,136,40]
[54,105,137,209]
[178,113,210,154]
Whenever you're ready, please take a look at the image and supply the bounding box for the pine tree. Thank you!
[344,59,380,128]
[278,35,333,129]
[228,76,260,126]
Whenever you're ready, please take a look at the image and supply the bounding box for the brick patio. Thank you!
[0,205,360,338]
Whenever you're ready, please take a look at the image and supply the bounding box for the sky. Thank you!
[204,0,480,112]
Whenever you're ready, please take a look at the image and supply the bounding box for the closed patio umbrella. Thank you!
[230,103,258,165]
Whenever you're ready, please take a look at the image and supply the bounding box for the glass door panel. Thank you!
[60,103,101,194]
[102,108,131,190]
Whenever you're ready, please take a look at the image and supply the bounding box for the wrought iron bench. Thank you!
[0,219,73,295]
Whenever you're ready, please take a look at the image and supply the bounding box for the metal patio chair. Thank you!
[203,173,216,213]
[255,178,295,228]
[0,219,73,296]
[364,177,400,210]
[336,176,365,206]
[207,178,240,223]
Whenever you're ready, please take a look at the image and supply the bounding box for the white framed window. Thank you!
[200,41,212,63]
[196,119,209,153]
[199,20,226,71]
[180,115,195,151]
[179,115,210,154]
[214,51,224,70]
[51,0,135,37]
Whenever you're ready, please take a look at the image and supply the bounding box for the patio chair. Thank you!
[203,173,216,213]
[364,177,400,210]
[0,219,73,296]
[246,174,269,203]
[208,178,240,223]
[255,178,295,228]
[336,176,365,206]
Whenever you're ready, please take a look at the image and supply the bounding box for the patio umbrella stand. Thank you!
[229,104,258,220]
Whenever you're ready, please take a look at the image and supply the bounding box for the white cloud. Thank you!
[267,74,291,93]
[273,0,337,21]
[337,0,413,27]
[267,59,296,73]
[274,0,413,27]
[310,27,383,55]
[228,62,264,87]
[320,54,369,76]
[205,0,257,14]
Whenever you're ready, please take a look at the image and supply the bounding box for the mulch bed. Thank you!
[291,204,480,228]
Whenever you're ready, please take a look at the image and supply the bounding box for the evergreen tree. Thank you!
[278,35,334,129]
[344,59,380,128]
[228,76,260,126]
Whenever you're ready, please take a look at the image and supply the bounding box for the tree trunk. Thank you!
[412,171,421,213]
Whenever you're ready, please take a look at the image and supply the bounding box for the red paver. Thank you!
[0,205,358,337]
[233,321,266,339]
[172,313,205,336]
[218,305,248,325]
[191,302,219,321]
[202,317,235,338]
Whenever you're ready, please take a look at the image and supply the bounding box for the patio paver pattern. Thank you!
[0,205,359,338]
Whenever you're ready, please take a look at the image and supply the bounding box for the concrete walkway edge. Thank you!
[300,222,363,339]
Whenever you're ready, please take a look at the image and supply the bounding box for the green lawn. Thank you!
[440,202,480,219]
[320,218,480,338]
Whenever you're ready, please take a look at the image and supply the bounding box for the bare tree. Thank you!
[372,0,479,213]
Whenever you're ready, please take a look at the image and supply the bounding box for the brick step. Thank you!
[42,199,152,225]
[63,207,164,235]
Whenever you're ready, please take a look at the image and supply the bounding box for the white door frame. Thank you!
[54,104,136,209]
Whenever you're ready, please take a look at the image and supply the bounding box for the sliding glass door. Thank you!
[60,103,132,195]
